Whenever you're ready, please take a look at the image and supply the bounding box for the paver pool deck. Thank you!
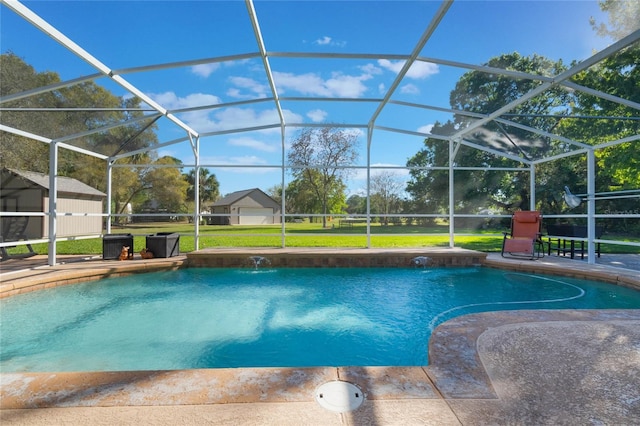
[1,249,639,425]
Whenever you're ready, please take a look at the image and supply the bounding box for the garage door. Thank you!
[239,207,274,225]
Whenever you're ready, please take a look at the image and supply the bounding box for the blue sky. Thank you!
[1,1,613,196]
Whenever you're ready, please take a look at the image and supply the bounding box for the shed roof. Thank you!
[5,168,106,198]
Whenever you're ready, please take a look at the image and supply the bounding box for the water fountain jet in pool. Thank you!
[411,256,432,268]
[247,256,271,269]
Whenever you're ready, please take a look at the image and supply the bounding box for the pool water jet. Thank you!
[246,256,271,269]
[411,256,432,268]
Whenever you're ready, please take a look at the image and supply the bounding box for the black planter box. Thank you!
[145,232,180,258]
[103,234,134,260]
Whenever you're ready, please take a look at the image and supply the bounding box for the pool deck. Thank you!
[1,249,640,425]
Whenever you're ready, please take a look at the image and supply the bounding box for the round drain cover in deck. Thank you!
[315,381,364,412]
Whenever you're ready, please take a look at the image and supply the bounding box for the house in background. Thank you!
[0,168,106,238]
[209,188,281,225]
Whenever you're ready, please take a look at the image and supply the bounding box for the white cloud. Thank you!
[400,83,420,95]
[273,72,329,96]
[315,36,332,45]
[211,107,280,132]
[417,124,434,134]
[344,128,364,139]
[227,76,269,98]
[326,73,373,97]
[191,63,221,78]
[314,35,346,47]
[191,58,255,78]
[359,63,383,75]
[228,136,277,152]
[377,59,439,79]
[199,154,277,175]
[226,88,242,98]
[322,73,357,94]
[230,155,268,164]
[200,155,267,166]
[377,59,403,74]
[175,106,303,134]
[147,92,225,135]
[273,71,371,98]
[408,61,439,79]
[281,109,304,124]
[150,91,221,110]
[378,83,386,94]
[307,109,328,122]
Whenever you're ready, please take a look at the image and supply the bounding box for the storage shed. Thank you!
[210,188,281,225]
[0,168,106,238]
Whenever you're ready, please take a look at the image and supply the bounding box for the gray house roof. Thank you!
[212,188,277,207]
[5,168,106,198]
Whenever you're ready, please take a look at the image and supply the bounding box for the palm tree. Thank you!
[185,168,220,209]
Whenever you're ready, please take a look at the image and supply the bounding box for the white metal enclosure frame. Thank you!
[0,0,639,266]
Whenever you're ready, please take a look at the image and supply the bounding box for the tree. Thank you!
[287,127,359,227]
[266,184,283,206]
[590,0,640,40]
[285,169,348,223]
[370,171,404,225]
[575,1,640,191]
[145,157,189,214]
[346,194,366,215]
[185,168,220,211]
[283,178,318,219]
[1,52,69,172]
[0,53,159,171]
[110,160,146,224]
[0,52,159,210]
[406,53,570,217]
[267,183,311,220]
[569,1,640,231]
[531,1,640,220]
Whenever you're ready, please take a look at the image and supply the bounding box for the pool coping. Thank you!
[2,249,640,423]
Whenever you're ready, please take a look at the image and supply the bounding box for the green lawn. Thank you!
[16,221,640,255]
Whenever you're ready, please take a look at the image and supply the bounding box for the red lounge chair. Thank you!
[501,211,545,260]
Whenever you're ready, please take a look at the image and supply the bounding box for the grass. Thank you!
[9,221,638,256]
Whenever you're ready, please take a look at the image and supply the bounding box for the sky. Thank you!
[1,0,615,197]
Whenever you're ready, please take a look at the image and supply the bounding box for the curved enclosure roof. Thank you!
[2,0,639,266]
[2,0,638,177]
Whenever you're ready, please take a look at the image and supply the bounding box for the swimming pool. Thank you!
[2,267,640,372]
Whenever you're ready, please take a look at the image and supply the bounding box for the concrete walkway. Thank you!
[595,252,640,270]
[1,250,640,425]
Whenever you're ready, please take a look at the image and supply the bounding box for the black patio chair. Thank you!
[0,216,37,261]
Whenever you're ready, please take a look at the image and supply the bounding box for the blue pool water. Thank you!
[2,267,640,372]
